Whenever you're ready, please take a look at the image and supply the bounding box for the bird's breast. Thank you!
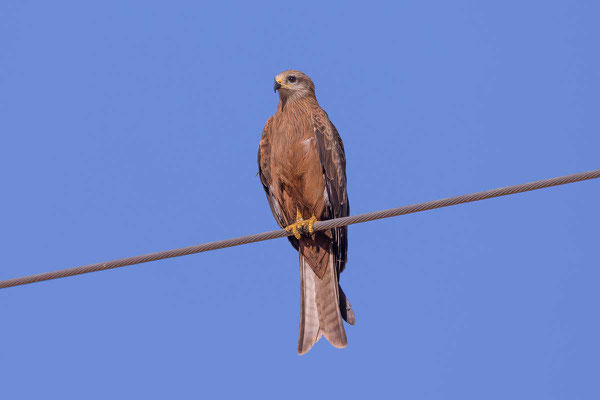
[271,122,318,176]
[267,105,327,217]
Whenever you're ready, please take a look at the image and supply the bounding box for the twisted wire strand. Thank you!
[1,169,598,289]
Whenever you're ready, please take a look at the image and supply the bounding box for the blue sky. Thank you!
[1,1,599,398]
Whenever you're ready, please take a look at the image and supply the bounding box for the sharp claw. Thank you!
[285,224,301,239]
[285,211,318,239]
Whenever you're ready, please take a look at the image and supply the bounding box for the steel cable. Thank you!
[1,169,598,289]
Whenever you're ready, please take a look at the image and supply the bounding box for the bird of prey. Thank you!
[257,70,355,354]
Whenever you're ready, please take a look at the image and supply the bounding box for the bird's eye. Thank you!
[287,76,297,83]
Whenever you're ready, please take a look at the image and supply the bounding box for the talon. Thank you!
[286,223,302,239]
[285,209,318,239]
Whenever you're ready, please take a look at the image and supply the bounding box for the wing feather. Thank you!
[312,109,349,272]
[258,116,299,250]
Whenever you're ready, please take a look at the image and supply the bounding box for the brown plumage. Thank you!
[258,70,355,354]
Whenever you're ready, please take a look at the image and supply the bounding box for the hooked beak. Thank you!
[273,81,282,92]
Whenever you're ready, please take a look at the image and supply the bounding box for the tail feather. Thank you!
[339,285,356,325]
[297,246,349,355]
[317,250,347,348]
[298,254,321,354]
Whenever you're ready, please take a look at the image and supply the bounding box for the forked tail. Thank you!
[297,246,354,355]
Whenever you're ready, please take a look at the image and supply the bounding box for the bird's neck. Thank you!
[277,94,318,113]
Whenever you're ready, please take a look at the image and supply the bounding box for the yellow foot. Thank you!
[285,209,318,239]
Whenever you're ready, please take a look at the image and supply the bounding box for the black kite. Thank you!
[258,70,355,354]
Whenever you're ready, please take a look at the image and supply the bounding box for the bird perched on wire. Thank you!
[258,70,355,354]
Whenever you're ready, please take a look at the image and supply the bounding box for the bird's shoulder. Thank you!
[257,116,275,182]
[260,115,275,139]
[310,106,346,160]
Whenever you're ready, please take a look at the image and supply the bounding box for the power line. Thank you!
[1,169,598,290]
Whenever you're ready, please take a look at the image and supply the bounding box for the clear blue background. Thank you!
[1,1,599,398]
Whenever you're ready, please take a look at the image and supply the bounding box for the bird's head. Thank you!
[273,70,315,101]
